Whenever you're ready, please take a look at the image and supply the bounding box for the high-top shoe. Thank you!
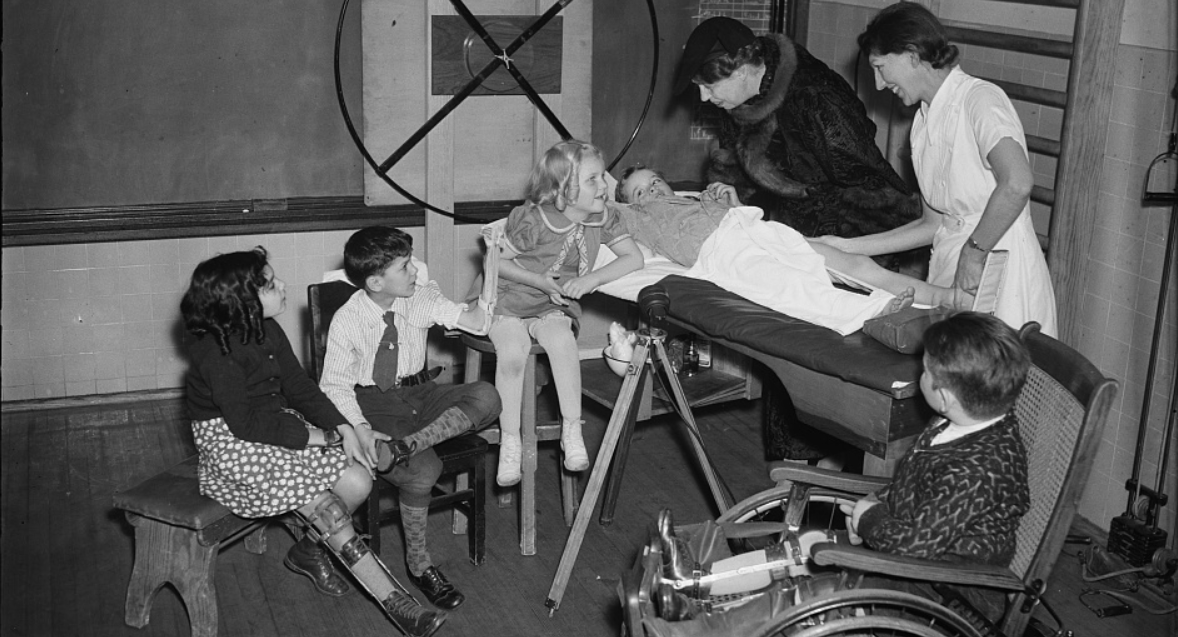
[560,418,589,471]
[283,535,350,596]
[407,565,465,610]
[380,590,446,637]
[496,434,522,487]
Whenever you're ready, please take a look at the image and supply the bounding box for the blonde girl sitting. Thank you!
[488,140,644,486]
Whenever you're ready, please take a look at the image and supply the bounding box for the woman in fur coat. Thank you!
[674,16,920,240]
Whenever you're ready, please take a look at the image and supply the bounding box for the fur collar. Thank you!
[722,34,809,198]
[727,34,797,127]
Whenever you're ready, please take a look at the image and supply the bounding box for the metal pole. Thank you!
[1126,200,1177,515]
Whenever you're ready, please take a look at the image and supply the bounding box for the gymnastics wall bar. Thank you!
[939,0,1125,345]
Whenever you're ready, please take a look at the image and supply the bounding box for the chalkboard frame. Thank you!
[1,197,515,247]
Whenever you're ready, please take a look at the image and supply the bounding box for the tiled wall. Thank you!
[1076,42,1176,537]
[698,0,772,26]
[810,0,1177,536]
[0,227,486,401]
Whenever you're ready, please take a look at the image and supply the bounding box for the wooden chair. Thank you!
[622,322,1119,637]
[307,279,487,565]
[463,221,579,556]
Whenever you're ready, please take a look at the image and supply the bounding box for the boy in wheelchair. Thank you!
[639,312,1031,634]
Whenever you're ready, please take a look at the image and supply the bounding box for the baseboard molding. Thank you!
[2,196,513,247]
[0,366,475,415]
[1,388,185,414]
[1070,514,1109,544]
[0,361,483,415]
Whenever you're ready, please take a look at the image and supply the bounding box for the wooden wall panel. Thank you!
[432,16,564,95]
[362,1,429,205]
[452,98,540,200]
[361,0,592,207]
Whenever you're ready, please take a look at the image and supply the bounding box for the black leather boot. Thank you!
[284,535,350,597]
[407,566,465,610]
[381,590,446,637]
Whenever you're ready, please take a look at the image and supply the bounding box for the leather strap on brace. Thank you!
[297,491,352,546]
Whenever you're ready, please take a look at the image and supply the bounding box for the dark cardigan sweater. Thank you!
[186,319,347,449]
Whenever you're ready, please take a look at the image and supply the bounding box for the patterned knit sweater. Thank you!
[858,414,1030,566]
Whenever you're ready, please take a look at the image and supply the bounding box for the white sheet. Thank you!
[593,241,689,301]
[685,207,894,335]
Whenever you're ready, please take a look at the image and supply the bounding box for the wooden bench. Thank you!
[112,454,270,637]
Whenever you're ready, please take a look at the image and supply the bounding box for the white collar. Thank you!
[536,202,611,234]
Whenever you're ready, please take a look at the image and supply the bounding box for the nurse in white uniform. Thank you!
[817,1,1057,336]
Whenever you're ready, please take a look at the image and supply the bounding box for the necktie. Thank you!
[373,312,399,392]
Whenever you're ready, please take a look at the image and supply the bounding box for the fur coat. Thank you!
[707,34,920,238]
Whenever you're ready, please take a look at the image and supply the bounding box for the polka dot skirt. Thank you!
[191,417,349,518]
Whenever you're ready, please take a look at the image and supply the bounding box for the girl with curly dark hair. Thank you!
[180,248,445,637]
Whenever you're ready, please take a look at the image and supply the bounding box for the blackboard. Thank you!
[1,0,364,211]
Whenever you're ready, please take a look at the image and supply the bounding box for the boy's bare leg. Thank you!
[809,242,967,309]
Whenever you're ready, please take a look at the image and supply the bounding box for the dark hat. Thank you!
[672,17,756,95]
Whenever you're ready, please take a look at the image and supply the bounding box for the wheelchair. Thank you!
[623,489,997,637]
[620,323,1119,637]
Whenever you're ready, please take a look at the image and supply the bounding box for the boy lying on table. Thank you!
[613,165,971,335]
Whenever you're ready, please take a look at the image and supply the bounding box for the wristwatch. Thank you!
[966,236,991,253]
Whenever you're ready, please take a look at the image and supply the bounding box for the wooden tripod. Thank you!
[544,326,735,613]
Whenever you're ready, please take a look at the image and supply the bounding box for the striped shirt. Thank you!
[319,283,465,427]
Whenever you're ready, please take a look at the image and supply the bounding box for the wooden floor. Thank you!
[1,395,1173,637]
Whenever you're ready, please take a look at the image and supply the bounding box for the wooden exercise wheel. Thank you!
[333,0,661,221]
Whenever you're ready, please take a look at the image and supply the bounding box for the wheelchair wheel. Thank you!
[749,588,985,637]
[718,485,858,550]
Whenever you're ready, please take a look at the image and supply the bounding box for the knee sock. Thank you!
[403,406,473,451]
[401,502,432,576]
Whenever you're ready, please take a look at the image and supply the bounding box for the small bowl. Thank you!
[602,347,631,377]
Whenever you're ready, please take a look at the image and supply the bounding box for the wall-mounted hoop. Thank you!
[333,0,660,222]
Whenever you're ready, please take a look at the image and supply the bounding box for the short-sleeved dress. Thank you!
[186,319,349,518]
[496,201,632,323]
[913,67,1058,336]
